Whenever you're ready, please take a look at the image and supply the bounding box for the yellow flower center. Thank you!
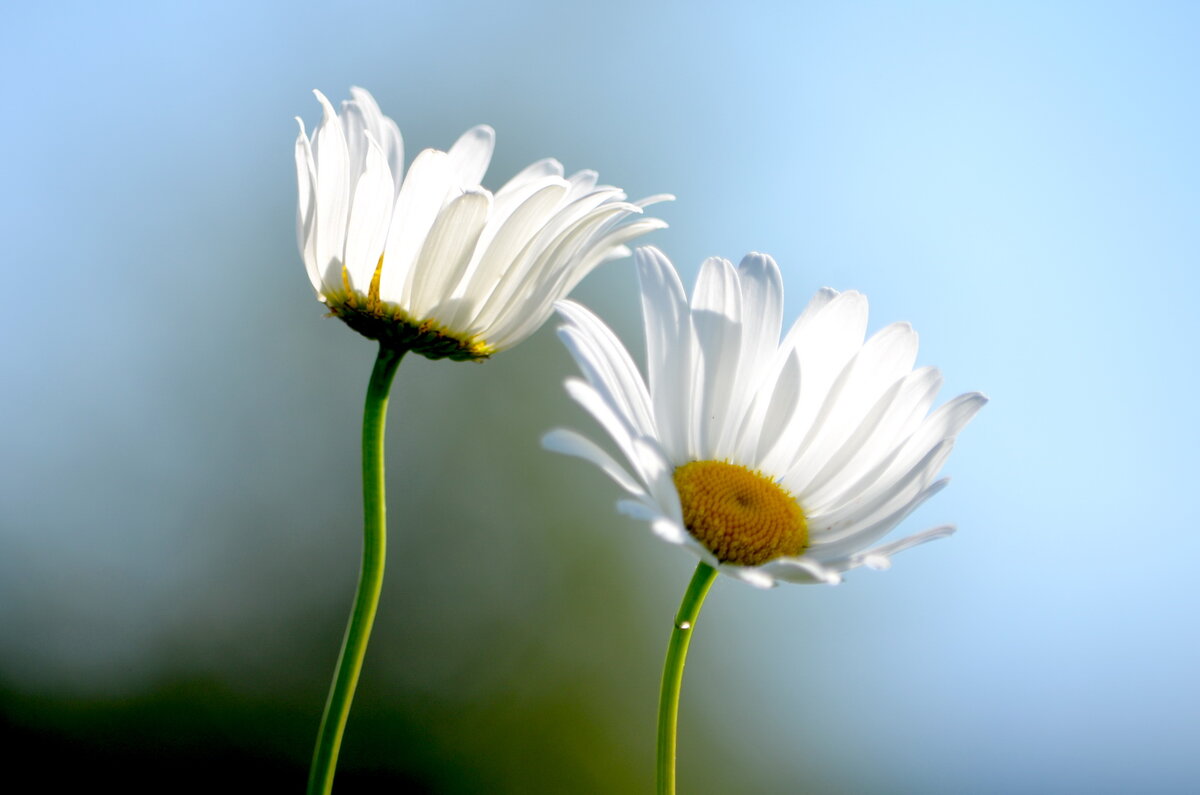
[322,259,494,361]
[673,460,808,567]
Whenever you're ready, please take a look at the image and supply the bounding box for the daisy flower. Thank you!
[545,246,986,587]
[294,87,670,360]
[293,88,671,795]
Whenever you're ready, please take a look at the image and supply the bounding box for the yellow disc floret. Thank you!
[322,258,494,361]
[673,460,808,567]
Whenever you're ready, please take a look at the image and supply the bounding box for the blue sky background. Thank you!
[2,2,1197,792]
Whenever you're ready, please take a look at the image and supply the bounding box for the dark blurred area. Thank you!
[0,278,731,792]
[0,307,743,793]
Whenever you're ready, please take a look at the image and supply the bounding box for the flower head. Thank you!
[544,246,986,586]
[294,88,670,360]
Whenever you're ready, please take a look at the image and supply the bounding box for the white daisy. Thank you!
[545,246,986,587]
[294,87,670,360]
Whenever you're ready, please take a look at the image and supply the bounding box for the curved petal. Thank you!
[555,300,655,438]
[342,134,395,292]
[542,428,646,497]
[637,246,693,463]
[348,86,403,189]
[310,90,351,286]
[379,148,453,302]
[447,124,496,187]
[293,118,321,293]
[408,189,491,318]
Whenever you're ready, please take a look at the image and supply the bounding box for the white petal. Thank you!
[616,499,661,521]
[408,189,491,318]
[438,182,567,330]
[541,428,646,497]
[512,187,628,260]
[484,174,570,227]
[650,516,690,545]
[720,254,786,460]
[293,118,321,294]
[565,216,668,278]
[342,134,395,292]
[690,257,743,459]
[761,290,869,474]
[813,391,986,517]
[311,90,352,289]
[785,322,919,492]
[637,246,694,463]
[473,201,635,342]
[495,158,565,198]
[564,169,599,201]
[348,87,403,190]
[822,390,986,519]
[488,212,664,349]
[691,256,740,317]
[560,377,684,524]
[784,287,840,341]
[563,378,644,480]
[555,300,655,438]
[738,348,801,465]
[735,252,784,389]
[844,525,956,571]
[759,557,842,585]
[446,124,495,187]
[800,366,942,507]
[339,97,370,190]
[628,434,684,523]
[380,148,453,304]
[811,439,955,544]
[808,483,952,562]
[718,564,778,589]
[457,176,570,292]
[634,193,676,208]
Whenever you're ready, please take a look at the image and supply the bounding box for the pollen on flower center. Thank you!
[672,460,808,567]
[322,261,494,361]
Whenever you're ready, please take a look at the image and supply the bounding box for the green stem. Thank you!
[656,562,719,795]
[307,344,405,795]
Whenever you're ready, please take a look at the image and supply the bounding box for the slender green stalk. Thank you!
[656,562,719,795]
[307,344,405,795]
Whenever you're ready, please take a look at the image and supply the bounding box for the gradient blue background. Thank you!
[2,1,1197,792]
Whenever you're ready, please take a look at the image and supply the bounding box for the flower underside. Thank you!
[323,259,494,361]
[673,460,808,567]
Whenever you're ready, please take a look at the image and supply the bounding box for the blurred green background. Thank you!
[3,1,1199,792]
